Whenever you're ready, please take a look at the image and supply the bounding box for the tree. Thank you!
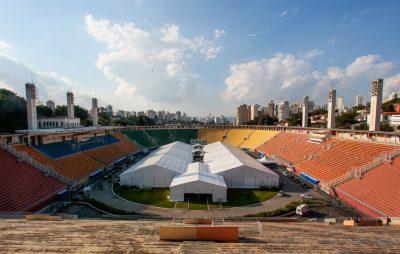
[37,104,54,118]
[335,111,357,129]
[99,112,111,126]
[311,108,327,115]
[380,121,394,132]
[0,89,27,132]
[54,105,90,126]
[245,115,278,125]
[355,122,369,130]
[287,112,302,126]
[115,115,155,126]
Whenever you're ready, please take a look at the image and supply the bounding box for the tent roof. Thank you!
[203,142,278,176]
[122,141,192,175]
[170,162,227,187]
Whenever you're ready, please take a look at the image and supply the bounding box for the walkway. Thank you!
[89,172,315,218]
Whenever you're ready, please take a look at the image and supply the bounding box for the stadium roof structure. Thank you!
[203,141,277,175]
[170,162,226,187]
[15,126,120,135]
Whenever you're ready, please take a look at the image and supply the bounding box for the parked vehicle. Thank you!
[296,204,309,216]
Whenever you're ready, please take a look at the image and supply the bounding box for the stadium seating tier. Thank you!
[0,149,67,212]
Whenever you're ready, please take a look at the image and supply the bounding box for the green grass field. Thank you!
[114,185,277,210]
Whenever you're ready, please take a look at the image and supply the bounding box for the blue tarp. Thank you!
[300,172,319,185]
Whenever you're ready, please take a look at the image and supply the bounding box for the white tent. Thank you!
[170,162,227,202]
[119,141,192,187]
[203,142,279,188]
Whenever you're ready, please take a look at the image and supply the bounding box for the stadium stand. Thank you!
[84,145,126,166]
[256,131,301,155]
[335,156,400,217]
[239,130,280,150]
[169,129,198,144]
[198,129,227,143]
[223,129,254,147]
[0,149,67,212]
[110,133,141,155]
[33,135,119,158]
[295,139,397,184]
[123,130,157,148]
[11,144,104,182]
[144,129,174,146]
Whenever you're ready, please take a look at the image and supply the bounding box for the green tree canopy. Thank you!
[0,89,27,133]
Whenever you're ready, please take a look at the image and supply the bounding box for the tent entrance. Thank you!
[184,193,212,202]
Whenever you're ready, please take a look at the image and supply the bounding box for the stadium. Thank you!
[1,11,400,251]
[1,82,400,251]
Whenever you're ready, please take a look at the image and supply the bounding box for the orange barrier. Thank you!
[184,218,212,225]
[159,226,239,242]
[343,219,383,227]
[26,214,62,221]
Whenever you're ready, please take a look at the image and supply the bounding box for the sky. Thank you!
[0,0,399,117]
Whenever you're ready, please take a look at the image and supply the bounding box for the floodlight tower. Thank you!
[327,89,336,129]
[302,96,309,128]
[369,79,383,131]
[92,98,98,127]
[67,91,75,119]
[25,83,38,129]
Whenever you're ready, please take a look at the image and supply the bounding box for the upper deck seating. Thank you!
[34,135,119,158]
[0,149,67,212]
[335,157,400,217]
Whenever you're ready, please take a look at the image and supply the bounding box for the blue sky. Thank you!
[0,0,399,116]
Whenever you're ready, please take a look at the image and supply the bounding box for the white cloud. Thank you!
[328,37,336,44]
[0,41,10,50]
[300,49,325,59]
[221,53,400,106]
[280,10,288,17]
[0,79,13,91]
[83,14,222,111]
[248,28,269,37]
[213,29,226,39]
[0,53,93,108]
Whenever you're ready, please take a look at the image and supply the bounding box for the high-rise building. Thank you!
[290,103,300,115]
[66,92,74,119]
[327,89,336,129]
[46,100,55,111]
[106,105,113,116]
[278,101,289,122]
[337,96,344,112]
[302,96,309,128]
[25,83,38,130]
[92,98,98,127]
[267,100,275,118]
[250,104,260,120]
[355,95,364,107]
[369,79,383,131]
[236,104,248,125]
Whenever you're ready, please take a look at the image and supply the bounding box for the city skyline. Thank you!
[0,0,400,116]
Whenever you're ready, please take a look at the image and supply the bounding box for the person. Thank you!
[386,217,391,226]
